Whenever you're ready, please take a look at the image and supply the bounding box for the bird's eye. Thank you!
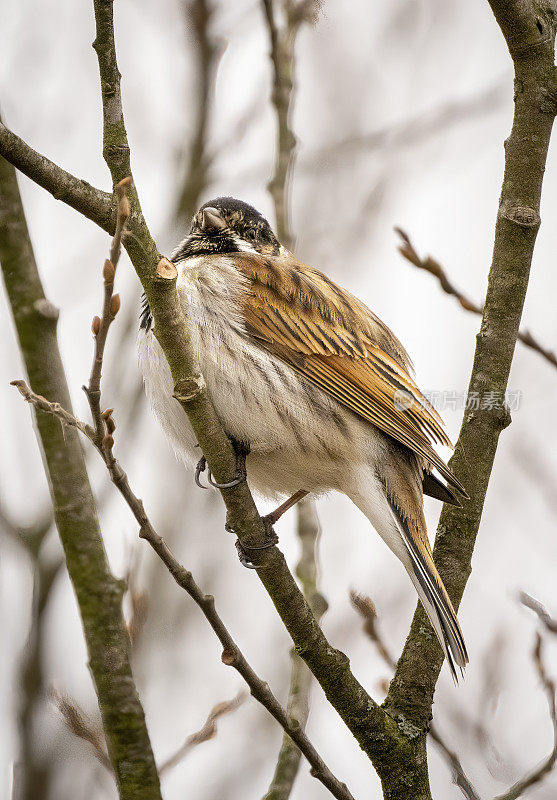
[245,230,257,243]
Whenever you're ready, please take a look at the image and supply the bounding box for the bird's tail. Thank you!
[386,496,468,680]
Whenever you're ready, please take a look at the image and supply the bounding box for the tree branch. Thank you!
[83,177,130,446]
[2,507,62,800]
[0,156,162,799]
[385,0,557,748]
[395,227,557,371]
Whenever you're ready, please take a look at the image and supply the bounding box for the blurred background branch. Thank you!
[175,0,225,224]
[396,227,557,371]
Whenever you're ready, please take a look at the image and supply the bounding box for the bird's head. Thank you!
[173,197,281,261]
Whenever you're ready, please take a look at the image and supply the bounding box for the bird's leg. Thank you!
[262,489,309,526]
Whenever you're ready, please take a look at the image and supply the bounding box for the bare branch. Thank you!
[350,591,396,671]
[260,7,330,797]
[83,177,131,445]
[2,502,62,800]
[262,0,319,248]
[11,381,95,439]
[396,228,557,370]
[175,0,225,224]
[159,692,246,775]
[309,81,506,165]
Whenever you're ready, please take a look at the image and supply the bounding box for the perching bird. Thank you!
[138,197,468,678]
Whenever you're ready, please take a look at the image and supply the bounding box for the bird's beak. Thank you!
[201,207,226,231]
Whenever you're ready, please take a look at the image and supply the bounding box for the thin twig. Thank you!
[10,381,95,440]
[51,689,113,773]
[10,379,354,800]
[395,228,557,370]
[159,692,246,775]
[308,81,506,165]
[494,633,557,800]
[519,592,557,634]
[84,177,131,445]
[1,504,61,800]
[350,591,481,800]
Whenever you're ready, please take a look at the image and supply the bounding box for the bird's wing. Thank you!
[235,252,466,494]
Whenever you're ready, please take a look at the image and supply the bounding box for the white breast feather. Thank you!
[138,254,384,498]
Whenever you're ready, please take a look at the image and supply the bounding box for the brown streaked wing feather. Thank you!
[235,252,466,494]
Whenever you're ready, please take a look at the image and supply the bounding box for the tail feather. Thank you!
[386,497,468,681]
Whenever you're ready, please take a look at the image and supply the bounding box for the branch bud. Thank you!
[103,259,115,284]
[102,434,114,451]
[92,315,101,336]
[221,647,237,666]
[118,194,131,221]
[110,294,121,316]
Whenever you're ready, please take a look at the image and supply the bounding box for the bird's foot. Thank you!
[194,441,249,490]
[234,531,279,569]
[227,517,279,569]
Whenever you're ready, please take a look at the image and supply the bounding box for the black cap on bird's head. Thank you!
[173,197,281,261]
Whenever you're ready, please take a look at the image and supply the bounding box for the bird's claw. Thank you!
[208,470,244,489]
[195,456,208,489]
[234,524,279,570]
[194,443,248,491]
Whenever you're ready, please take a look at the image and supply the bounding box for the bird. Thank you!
[138,196,468,679]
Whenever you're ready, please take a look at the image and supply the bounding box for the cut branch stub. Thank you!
[173,375,206,403]
[156,257,178,280]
